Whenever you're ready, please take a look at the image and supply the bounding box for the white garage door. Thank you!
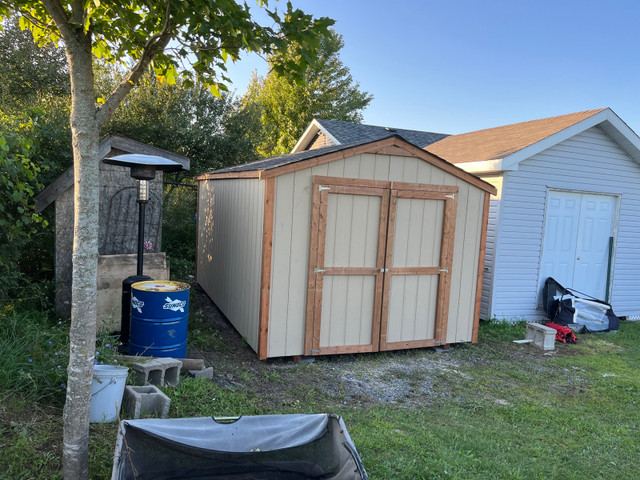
[540,191,617,300]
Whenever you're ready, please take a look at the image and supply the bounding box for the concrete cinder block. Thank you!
[122,356,204,373]
[123,385,171,419]
[525,323,556,351]
[188,367,214,380]
[131,358,182,387]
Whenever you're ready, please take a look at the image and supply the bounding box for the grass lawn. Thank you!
[1,307,639,479]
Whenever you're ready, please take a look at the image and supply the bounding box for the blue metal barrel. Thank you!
[129,281,190,357]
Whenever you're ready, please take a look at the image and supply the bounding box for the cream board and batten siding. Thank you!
[197,178,265,350]
[268,152,486,357]
[488,126,640,320]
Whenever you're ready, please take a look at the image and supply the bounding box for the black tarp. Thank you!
[542,277,619,332]
[111,414,368,480]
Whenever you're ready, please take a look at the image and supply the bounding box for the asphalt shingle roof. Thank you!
[316,118,449,148]
[427,109,607,164]
[213,135,398,174]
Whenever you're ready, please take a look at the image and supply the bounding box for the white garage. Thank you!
[427,108,640,320]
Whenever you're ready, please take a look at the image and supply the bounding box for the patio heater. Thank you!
[102,154,184,352]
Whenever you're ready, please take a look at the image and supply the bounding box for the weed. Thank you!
[478,317,527,343]
[0,396,63,478]
[165,378,263,418]
[0,307,68,403]
[263,370,279,382]
[94,331,122,366]
[187,308,229,353]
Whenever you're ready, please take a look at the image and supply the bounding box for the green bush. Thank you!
[162,183,197,281]
[0,112,51,301]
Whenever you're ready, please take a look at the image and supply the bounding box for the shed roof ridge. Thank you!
[315,117,450,137]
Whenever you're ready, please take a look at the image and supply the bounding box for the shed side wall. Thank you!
[491,126,640,320]
[269,153,486,357]
[197,178,264,350]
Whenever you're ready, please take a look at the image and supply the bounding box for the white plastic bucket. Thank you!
[90,365,129,423]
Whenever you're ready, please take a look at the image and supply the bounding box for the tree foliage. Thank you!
[242,29,373,156]
[102,70,259,175]
[0,113,49,298]
[0,16,72,182]
[0,16,69,108]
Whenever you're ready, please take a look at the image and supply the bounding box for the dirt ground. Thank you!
[184,283,552,411]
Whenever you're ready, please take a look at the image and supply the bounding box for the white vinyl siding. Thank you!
[478,175,503,319]
[196,178,264,350]
[489,126,640,320]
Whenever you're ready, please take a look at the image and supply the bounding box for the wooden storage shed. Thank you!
[196,135,496,359]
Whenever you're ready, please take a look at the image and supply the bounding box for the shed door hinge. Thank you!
[380,268,389,273]
[310,349,320,354]
[314,268,325,274]
[434,340,442,344]
[318,185,331,191]
[445,194,455,199]
[439,268,448,273]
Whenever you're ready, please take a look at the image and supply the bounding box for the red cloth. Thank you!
[545,323,577,344]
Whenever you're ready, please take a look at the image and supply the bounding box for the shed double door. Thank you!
[305,176,458,356]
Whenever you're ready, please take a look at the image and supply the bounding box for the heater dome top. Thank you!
[103,154,184,180]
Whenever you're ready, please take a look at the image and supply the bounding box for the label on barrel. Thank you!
[132,296,144,313]
[163,297,186,312]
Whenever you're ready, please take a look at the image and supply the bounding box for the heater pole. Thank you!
[136,179,149,276]
[137,201,146,275]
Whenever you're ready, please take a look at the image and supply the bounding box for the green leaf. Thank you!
[209,83,221,98]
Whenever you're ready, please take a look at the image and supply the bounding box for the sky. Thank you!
[225,0,640,135]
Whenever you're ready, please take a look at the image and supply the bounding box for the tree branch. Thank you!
[142,0,172,50]
[71,0,84,27]
[96,8,174,129]
[39,0,74,41]
[21,12,49,30]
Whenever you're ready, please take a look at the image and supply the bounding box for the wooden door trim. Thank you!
[313,175,391,190]
[387,267,444,275]
[313,176,460,195]
[432,190,458,344]
[258,177,275,360]
[304,177,388,355]
[304,177,323,355]
[380,187,458,351]
[310,188,329,354]
[384,338,440,350]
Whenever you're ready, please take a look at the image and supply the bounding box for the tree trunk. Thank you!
[62,30,100,480]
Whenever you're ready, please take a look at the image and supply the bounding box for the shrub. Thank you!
[162,182,197,281]
[0,112,50,301]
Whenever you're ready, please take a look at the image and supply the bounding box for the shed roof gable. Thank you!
[196,135,496,195]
